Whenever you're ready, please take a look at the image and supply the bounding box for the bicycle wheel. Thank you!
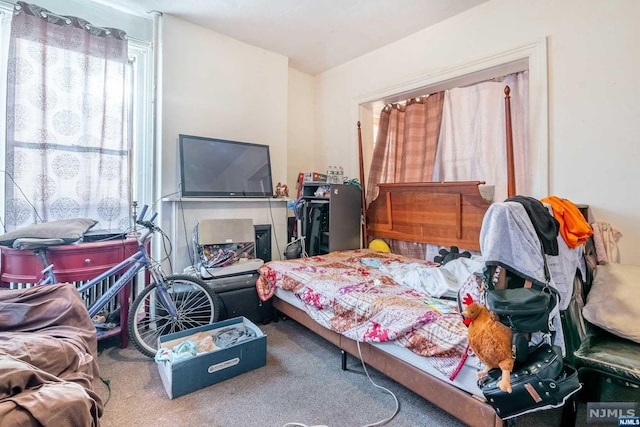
[128,274,221,358]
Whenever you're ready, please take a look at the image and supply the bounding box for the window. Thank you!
[0,3,152,232]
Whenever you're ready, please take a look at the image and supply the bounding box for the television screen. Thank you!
[178,134,274,198]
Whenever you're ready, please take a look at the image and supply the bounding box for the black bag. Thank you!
[480,344,581,420]
[482,260,560,363]
[487,287,553,333]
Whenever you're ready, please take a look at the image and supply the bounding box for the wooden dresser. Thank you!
[0,238,145,348]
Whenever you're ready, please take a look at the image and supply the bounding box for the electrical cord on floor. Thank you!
[283,279,400,427]
[100,376,112,407]
[282,280,400,427]
[353,340,401,427]
[353,280,400,427]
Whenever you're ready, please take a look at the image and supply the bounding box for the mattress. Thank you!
[274,287,484,398]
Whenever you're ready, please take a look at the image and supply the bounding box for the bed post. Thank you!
[504,86,516,198]
[357,121,368,248]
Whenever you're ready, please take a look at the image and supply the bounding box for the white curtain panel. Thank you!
[433,71,530,203]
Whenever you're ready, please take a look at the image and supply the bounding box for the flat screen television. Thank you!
[178,134,274,198]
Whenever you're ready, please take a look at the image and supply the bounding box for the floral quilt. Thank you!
[256,249,471,378]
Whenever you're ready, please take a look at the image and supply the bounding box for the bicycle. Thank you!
[11,204,221,358]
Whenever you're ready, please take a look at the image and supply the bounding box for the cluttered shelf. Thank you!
[162,196,289,203]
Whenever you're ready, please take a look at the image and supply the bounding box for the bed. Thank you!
[255,86,520,426]
[257,181,505,427]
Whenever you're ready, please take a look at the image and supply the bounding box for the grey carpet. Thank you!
[96,319,634,427]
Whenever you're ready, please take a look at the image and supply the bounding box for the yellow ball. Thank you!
[369,239,391,253]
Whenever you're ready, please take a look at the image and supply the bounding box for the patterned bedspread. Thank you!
[256,249,472,378]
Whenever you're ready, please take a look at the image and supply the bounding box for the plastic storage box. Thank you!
[156,316,267,399]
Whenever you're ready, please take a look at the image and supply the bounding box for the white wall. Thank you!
[286,68,315,191]
[160,15,289,197]
[160,15,289,270]
[312,0,640,264]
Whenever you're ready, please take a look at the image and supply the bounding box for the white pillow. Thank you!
[582,263,640,344]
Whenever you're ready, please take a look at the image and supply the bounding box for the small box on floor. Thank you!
[156,316,266,399]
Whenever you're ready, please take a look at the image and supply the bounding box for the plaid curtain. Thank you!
[366,92,444,258]
[366,92,444,204]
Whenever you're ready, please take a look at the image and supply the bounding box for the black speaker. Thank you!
[254,224,272,262]
[206,272,272,324]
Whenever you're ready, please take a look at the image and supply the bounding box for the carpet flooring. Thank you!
[96,318,634,427]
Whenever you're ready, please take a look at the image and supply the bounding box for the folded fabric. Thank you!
[155,340,199,364]
[0,283,103,425]
[480,202,548,286]
[540,196,592,248]
[213,325,257,348]
[591,221,622,263]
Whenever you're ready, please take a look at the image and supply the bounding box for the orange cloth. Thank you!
[541,196,593,248]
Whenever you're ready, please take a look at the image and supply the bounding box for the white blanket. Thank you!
[386,257,484,298]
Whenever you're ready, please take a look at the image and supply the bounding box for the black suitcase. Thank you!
[206,272,272,324]
[480,344,581,420]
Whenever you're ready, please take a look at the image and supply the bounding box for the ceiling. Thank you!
[97,0,489,75]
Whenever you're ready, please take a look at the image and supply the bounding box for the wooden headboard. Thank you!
[365,181,491,252]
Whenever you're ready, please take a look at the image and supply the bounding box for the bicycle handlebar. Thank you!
[135,205,159,232]
[138,204,148,221]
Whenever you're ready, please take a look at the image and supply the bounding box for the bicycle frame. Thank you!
[36,251,56,286]
[36,215,178,320]
[78,248,149,318]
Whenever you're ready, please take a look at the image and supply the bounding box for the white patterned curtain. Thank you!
[4,1,130,230]
[432,71,530,202]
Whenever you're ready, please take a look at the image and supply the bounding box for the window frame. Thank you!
[0,3,13,225]
[128,37,154,214]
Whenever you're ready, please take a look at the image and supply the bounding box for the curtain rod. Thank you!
[0,0,150,45]
[0,0,11,12]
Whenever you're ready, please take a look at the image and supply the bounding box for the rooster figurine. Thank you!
[462,296,514,393]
